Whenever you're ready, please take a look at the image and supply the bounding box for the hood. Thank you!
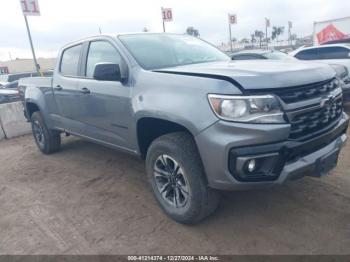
[155,60,336,90]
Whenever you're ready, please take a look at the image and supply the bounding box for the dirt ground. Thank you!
[0,109,350,255]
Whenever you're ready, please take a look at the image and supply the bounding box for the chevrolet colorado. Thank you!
[19,33,349,224]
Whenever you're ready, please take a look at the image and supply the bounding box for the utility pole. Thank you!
[20,0,41,74]
[161,7,166,32]
[288,21,292,46]
[228,22,233,52]
[23,15,40,74]
[265,18,270,49]
[161,7,173,33]
[228,14,237,53]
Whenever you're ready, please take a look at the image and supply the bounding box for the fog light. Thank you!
[247,159,256,173]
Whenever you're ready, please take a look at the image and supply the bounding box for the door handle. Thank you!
[80,87,91,94]
[54,85,63,91]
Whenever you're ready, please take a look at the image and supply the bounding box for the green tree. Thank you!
[240,38,250,44]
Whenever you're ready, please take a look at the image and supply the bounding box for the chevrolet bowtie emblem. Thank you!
[320,94,335,108]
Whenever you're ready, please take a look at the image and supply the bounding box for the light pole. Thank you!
[23,15,40,74]
[228,14,237,52]
[265,18,270,49]
[228,22,233,52]
[161,7,173,33]
[20,0,41,75]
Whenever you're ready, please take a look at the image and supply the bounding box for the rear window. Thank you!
[60,44,82,76]
[295,49,319,60]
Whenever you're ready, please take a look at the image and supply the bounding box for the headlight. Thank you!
[208,94,286,123]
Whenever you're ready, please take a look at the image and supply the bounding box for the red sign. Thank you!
[228,14,237,25]
[162,8,173,22]
[317,24,346,44]
[20,0,40,16]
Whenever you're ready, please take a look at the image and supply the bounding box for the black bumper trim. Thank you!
[228,114,349,182]
[343,88,350,103]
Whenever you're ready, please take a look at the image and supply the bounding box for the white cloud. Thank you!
[0,0,349,60]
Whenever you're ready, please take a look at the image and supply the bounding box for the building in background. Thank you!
[314,16,350,45]
[0,58,55,74]
[0,66,9,75]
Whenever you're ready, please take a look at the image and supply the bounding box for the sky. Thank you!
[0,0,349,61]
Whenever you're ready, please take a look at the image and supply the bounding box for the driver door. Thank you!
[76,40,133,149]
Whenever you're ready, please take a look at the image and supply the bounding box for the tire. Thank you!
[146,132,221,224]
[31,111,61,154]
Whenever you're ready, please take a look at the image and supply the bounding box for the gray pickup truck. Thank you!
[19,33,349,224]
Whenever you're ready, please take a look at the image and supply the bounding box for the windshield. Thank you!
[263,51,296,61]
[119,34,230,70]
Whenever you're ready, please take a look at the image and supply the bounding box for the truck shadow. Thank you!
[58,136,349,232]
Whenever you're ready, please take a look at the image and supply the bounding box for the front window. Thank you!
[295,49,319,60]
[119,34,230,70]
[85,41,122,78]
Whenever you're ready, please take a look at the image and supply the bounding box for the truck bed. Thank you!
[18,76,53,102]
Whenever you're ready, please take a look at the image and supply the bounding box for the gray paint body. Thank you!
[19,34,349,190]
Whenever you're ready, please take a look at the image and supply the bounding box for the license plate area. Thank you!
[315,148,340,177]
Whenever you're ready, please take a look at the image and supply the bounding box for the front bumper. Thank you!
[343,85,350,103]
[195,112,349,191]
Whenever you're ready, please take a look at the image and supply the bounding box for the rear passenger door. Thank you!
[53,43,83,131]
[76,40,133,149]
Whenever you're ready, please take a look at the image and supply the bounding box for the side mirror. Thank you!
[93,63,121,82]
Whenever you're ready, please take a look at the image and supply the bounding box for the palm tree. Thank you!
[240,38,250,44]
[254,30,265,48]
[272,26,285,42]
[250,34,256,47]
[289,33,298,46]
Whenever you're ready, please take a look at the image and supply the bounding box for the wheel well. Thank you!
[26,102,40,119]
[137,118,192,158]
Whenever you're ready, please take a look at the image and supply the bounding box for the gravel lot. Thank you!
[0,107,349,255]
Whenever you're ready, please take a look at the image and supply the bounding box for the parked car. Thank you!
[0,89,20,104]
[290,44,350,72]
[332,64,350,102]
[19,33,349,223]
[0,81,19,89]
[0,71,53,86]
[232,49,350,103]
[231,49,297,61]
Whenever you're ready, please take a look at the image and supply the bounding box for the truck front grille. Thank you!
[274,78,338,104]
[288,97,343,140]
